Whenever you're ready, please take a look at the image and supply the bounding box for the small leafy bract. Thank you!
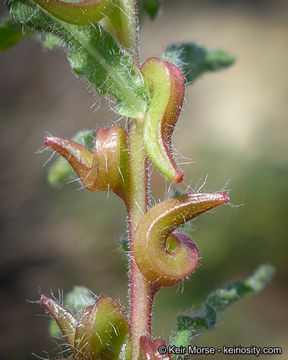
[163,42,235,84]
[174,265,275,342]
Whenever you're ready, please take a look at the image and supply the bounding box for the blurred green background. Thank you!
[0,0,287,358]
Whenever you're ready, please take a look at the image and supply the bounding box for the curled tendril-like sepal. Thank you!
[41,295,131,360]
[134,192,229,287]
[141,57,185,184]
[139,336,171,360]
[45,126,129,202]
[32,0,113,25]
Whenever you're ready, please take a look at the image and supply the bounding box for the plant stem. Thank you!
[119,1,154,358]
[128,119,154,360]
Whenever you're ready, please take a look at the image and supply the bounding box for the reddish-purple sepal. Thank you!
[41,295,77,347]
[139,336,172,360]
[45,126,129,201]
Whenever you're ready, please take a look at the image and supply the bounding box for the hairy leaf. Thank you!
[163,43,235,84]
[6,0,148,118]
[0,16,32,52]
[175,265,275,343]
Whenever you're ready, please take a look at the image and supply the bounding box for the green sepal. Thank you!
[174,265,275,343]
[0,16,33,52]
[74,296,131,360]
[6,0,148,118]
[163,43,235,84]
[47,129,95,188]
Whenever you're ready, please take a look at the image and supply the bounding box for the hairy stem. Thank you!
[128,119,154,360]
[119,1,152,358]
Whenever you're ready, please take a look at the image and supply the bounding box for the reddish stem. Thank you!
[128,120,156,360]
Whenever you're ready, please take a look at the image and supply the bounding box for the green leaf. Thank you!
[6,0,148,118]
[0,16,32,52]
[163,43,235,84]
[47,129,95,188]
[175,265,275,342]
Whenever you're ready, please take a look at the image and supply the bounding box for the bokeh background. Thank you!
[0,0,287,358]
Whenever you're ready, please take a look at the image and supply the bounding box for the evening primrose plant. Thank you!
[1,0,274,359]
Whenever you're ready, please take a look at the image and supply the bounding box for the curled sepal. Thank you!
[139,336,171,360]
[47,129,95,188]
[32,0,113,25]
[134,192,229,287]
[74,296,131,360]
[45,126,129,201]
[40,295,77,347]
[141,57,185,184]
